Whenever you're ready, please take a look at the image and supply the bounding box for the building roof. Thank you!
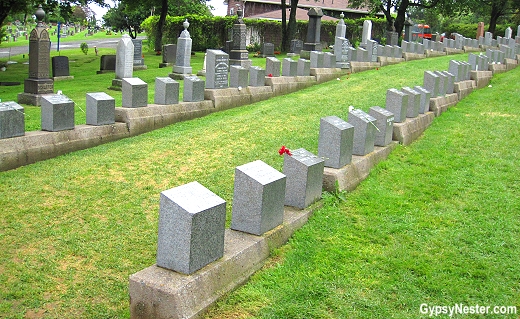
[248,7,339,21]
[244,0,373,15]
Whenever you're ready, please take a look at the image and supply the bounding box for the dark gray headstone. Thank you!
[86,92,115,125]
[318,116,354,168]
[401,87,421,118]
[261,43,275,57]
[282,58,297,76]
[347,109,377,156]
[122,77,148,108]
[385,89,408,123]
[162,44,176,64]
[283,148,324,209]
[231,160,286,236]
[132,38,144,65]
[413,86,432,114]
[51,56,70,77]
[99,55,116,72]
[249,66,265,87]
[154,77,179,105]
[206,49,229,89]
[230,66,249,88]
[41,94,75,132]
[0,101,25,138]
[303,7,324,52]
[156,181,226,275]
[369,106,394,147]
[290,39,303,54]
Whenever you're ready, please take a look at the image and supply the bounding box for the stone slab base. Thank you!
[444,48,465,55]
[205,88,252,111]
[429,93,459,117]
[463,46,482,53]
[0,123,129,172]
[489,63,507,74]
[392,112,435,145]
[158,63,173,68]
[378,57,404,66]
[425,50,447,58]
[129,203,322,319]
[133,65,148,71]
[169,73,193,80]
[265,76,310,96]
[470,70,493,89]
[322,141,398,192]
[115,101,215,137]
[349,62,380,73]
[403,52,426,61]
[454,80,476,100]
[310,68,347,83]
[247,85,274,104]
[52,76,74,81]
[17,92,54,106]
[505,58,518,71]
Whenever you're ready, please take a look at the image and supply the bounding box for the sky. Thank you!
[90,0,227,21]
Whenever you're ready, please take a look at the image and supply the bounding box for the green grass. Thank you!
[0,44,519,318]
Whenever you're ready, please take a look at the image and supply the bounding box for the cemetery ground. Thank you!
[0,46,519,318]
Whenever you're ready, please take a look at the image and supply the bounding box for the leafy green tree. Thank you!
[103,3,148,38]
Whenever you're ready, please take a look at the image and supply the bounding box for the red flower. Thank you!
[268,73,273,77]
[278,145,292,156]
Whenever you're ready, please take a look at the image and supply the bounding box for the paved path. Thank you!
[0,36,146,58]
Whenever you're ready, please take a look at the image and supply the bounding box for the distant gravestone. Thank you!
[97,55,116,74]
[205,49,229,89]
[265,57,281,77]
[290,39,303,54]
[41,94,75,132]
[161,44,176,67]
[449,60,463,82]
[115,34,134,80]
[0,101,25,138]
[131,38,146,69]
[156,181,226,275]
[249,66,265,87]
[122,77,147,108]
[385,89,408,123]
[154,77,179,105]
[310,51,324,68]
[335,37,351,68]
[183,76,204,102]
[484,32,493,46]
[369,106,394,147]
[413,86,431,114]
[229,10,252,68]
[231,160,286,236]
[86,92,115,126]
[387,31,399,46]
[401,87,421,118]
[283,148,324,209]
[505,27,512,39]
[477,22,485,39]
[261,43,275,57]
[173,19,193,75]
[51,56,71,78]
[318,116,354,168]
[347,108,377,156]
[302,7,324,54]
[361,20,372,44]
[423,71,440,98]
[229,66,248,88]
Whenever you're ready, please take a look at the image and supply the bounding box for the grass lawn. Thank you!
[0,43,519,318]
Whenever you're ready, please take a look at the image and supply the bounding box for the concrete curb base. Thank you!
[393,112,435,145]
[129,203,322,319]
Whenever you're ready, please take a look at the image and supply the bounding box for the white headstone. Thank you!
[115,34,134,79]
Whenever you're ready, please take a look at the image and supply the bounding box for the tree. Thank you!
[281,0,298,52]
[103,4,148,38]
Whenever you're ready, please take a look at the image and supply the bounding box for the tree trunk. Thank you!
[286,0,298,51]
[487,2,503,35]
[281,0,287,52]
[380,0,394,32]
[393,0,409,38]
[155,0,168,54]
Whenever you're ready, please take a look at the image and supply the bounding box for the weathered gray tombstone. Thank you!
[282,58,297,76]
[302,7,324,55]
[449,60,463,82]
[122,78,147,108]
[505,27,512,39]
[441,71,455,94]
[231,160,286,236]
[229,10,252,68]
[156,181,226,275]
[310,51,324,68]
[393,46,402,58]
[229,66,249,88]
[356,47,368,62]
[401,40,409,53]
[361,19,372,45]
[369,106,394,147]
[183,76,205,102]
[347,108,377,156]
[173,19,193,75]
[387,31,399,46]
[86,92,115,125]
[423,71,440,98]
[0,101,25,138]
[468,53,478,70]
[335,37,351,68]
[41,94,75,132]
[249,66,265,87]
[205,49,229,89]
[132,38,146,69]
[334,13,347,66]
[51,56,71,78]
[265,57,281,77]
[97,55,116,74]
[413,86,432,114]
[17,5,54,106]
[385,89,408,123]
[401,87,421,118]
[318,116,354,168]
[297,59,311,76]
[290,39,303,55]
[434,71,448,96]
[484,32,493,46]
[323,52,337,68]
[160,44,176,67]
[115,34,134,81]
[154,77,179,105]
[283,148,324,209]
[261,43,275,57]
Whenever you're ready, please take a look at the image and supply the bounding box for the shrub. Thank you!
[80,42,88,55]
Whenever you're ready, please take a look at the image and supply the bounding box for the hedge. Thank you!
[443,23,517,39]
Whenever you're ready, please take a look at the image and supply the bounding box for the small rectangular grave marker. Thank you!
[0,101,25,138]
[229,66,249,88]
[297,59,311,76]
[282,58,297,76]
[41,94,75,132]
[401,87,421,118]
[369,106,394,146]
[205,49,229,89]
[249,66,265,87]
[122,77,148,108]
[413,86,432,114]
[86,92,115,125]
[183,76,205,102]
[265,57,281,77]
[154,77,179,105]
[318,116,354,168]
[348,109,377,156]
[385,89,408,123]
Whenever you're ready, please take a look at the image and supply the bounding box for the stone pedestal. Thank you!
[318,116,354,168]
[41,94,75,132]
[86,92,115,125]
[122,78,148,108]
[347,109,377,156]
[0,101,25,138]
